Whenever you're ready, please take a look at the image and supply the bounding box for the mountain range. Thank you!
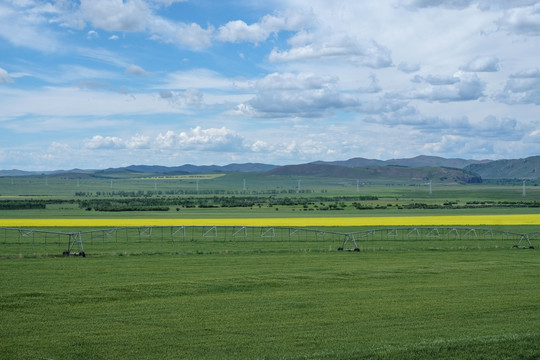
[1,155,539,180]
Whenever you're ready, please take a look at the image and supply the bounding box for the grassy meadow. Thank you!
[1,250,538,359]
[0,172,539,359]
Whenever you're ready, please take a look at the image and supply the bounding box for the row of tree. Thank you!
[1,197,537,212]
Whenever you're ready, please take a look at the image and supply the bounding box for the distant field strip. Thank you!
[137,174,226,180]
[1,214,539,227]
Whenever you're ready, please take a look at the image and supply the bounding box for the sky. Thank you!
[1,0,540,171]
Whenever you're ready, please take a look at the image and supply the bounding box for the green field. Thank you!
[1,250,538,359]
[1,173,539,359]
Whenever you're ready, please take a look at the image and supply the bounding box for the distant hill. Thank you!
[312,158,385,167]
[464,156,540,179]
[124,163,277,174]
[2,156,539,179]
[267,163,482,184]
[0,169,38,176]
[88,163,278,178]
[314,155,488,169]
[0,168,93,177]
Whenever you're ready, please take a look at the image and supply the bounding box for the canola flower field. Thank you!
[1,214,540,228]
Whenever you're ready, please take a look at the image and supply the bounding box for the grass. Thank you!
[1,177,539,359]
[1,250,538,359]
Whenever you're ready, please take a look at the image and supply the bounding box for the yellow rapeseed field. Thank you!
[1,214,539,227]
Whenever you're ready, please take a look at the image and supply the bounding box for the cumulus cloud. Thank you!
[269,34,393,68]
[83,134,151,149]
[475,115,518,138]
[404,73,485,102]
[150,0,188,6]
[477,1,539,10]
[79,0,150,32]
[150,20,214,48]
[84,135,125,149]
[125,64,150,76]
[400,0,474,10]
[398,62,421,73]
[422,134,484,156]
[412,74,461,85]
[74,0,213,49]
[497,3,540,35]
[497,67,540,104]
[460,56,500,72]
[84,127,244,152]
[156,127,246,151]
[216,11,311,43]
[401,0,537,11]
[232,72,359,118]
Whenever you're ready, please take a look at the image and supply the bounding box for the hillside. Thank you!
[465,156,540,179]
[267,163,482,184]
[314,155,488,169]
[2,156,539,179]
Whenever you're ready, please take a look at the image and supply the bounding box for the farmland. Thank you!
[0,172,539,359]
[1,250,538,359]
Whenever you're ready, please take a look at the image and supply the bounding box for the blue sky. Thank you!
[1,0,540,170]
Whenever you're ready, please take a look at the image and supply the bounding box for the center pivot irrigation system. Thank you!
[0,226,537,257]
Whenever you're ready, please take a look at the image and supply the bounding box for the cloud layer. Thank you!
[0,0,539,170]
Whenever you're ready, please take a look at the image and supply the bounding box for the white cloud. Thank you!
[150,0,188,6]
[497,3,540,35]
[84,135,125,149]
[398,62,421,73]
[216,11,311,43]
[497,67,540,104]
[0,1,61,52]
[403,72,486,102]
[357,74,382,94]
[460,56,500,72]
[0,86,186,121]
[90,126,246,152]
[2,0,540,168]
[0,67,13,83]
[86,29,99,39]
[83,133,150,150]
[126,64,150,76]
[159,88,203,107]
[233,72,359,118]
[176,126,245,151]
[269,35,393,68]
[79,0,150,32]
[149,20,214,48]
[73,0,214,49]
[475,115,518,138]
[400,0,475,10]
[161,68,240,90]
[401,0,538,11]
[412,74,461,85]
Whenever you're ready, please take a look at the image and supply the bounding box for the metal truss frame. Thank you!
[0,226,536,256]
